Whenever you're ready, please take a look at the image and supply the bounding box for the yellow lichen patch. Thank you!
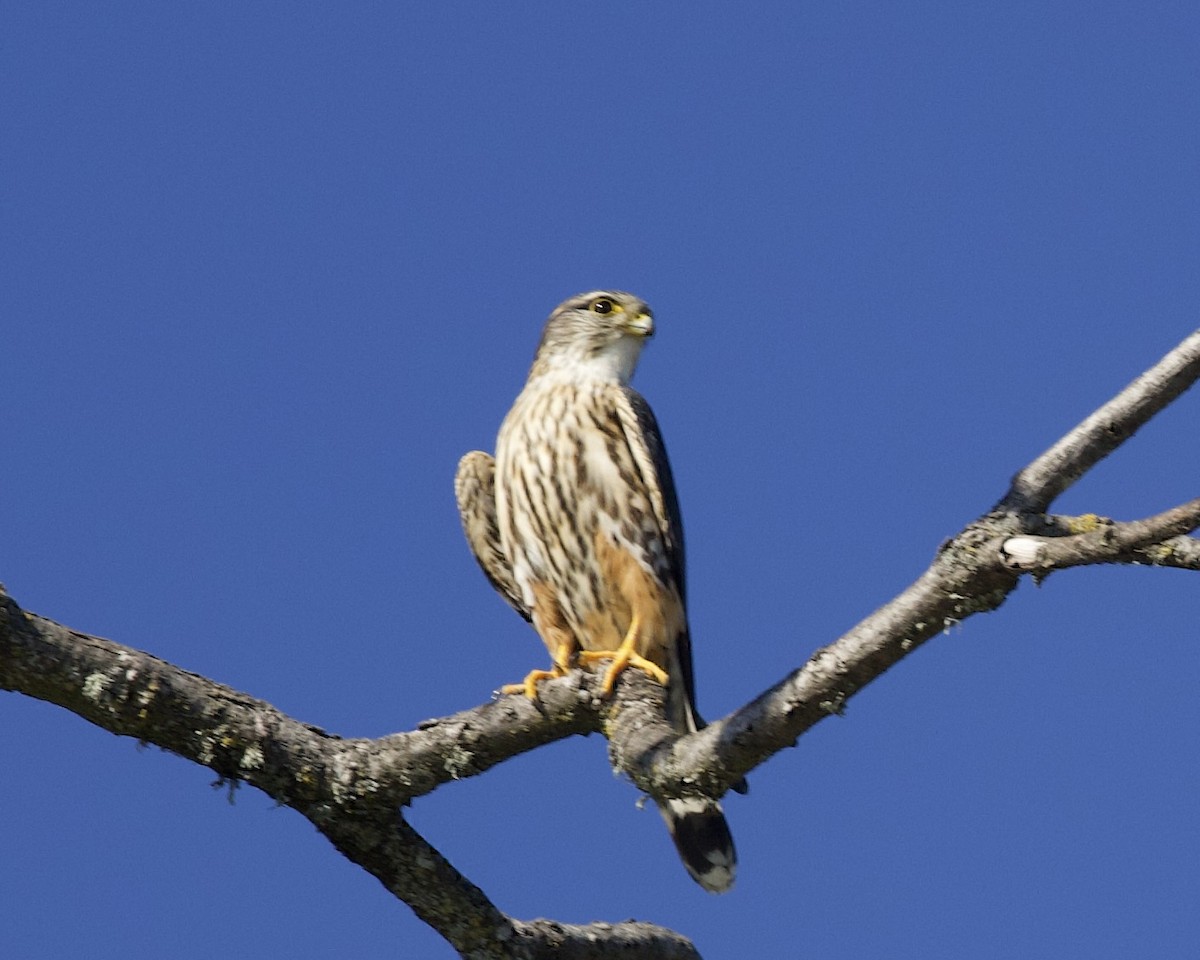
[1141,542,1175,564]
[1064,513,1109,534]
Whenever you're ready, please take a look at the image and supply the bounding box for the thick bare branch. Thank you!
[0,588,693,959]
[0,592,334,803]
[511,920,700,960]
[605,331,1200,798]
[351,678,601,803]
[606,516,1024,798]
[316,807,700,960]
[0,588,605,805]
[999,329,1200,513]
[5,329,1198,958]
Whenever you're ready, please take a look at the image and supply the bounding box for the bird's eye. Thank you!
[591,298,614,314]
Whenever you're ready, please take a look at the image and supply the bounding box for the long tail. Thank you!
[658,797,737,893]
[660,633,739,893]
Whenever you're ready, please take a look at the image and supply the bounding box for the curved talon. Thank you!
[578,649,669,696]
[500,665,565,699]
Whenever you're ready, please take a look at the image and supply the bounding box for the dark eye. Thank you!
[591,298,614,315]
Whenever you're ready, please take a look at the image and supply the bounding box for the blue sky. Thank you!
[4,3,1200,957]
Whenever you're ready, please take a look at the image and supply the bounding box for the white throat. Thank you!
[539,335,645,386]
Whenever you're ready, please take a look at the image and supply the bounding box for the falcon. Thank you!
[455,290,736,893]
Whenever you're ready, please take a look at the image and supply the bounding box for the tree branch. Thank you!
[5,329,1199,958]
[999,329,1200,513]
[315,807,698,959]
[607,517,1025,799]
[998,500,1200,573]
[602,332,1200,799]
[0,590,694,960]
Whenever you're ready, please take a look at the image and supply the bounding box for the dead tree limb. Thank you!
[4,329,1197,958]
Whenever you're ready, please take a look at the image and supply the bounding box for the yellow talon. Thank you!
[577,612,669,695]
[578,649,668,696]
[500,666,564,699]
[500,638,576,699]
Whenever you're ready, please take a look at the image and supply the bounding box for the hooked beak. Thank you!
[624,311,655,339]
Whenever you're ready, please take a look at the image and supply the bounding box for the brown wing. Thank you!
[610,387,742,887]
[609,387,698,718]
[610,387,747,795]
[454,450,531,622]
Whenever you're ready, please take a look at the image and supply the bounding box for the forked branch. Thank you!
[3,328,1197,959]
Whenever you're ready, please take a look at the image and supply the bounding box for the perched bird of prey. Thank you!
[455,290,736,893]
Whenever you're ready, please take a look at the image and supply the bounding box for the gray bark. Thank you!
[3,329,1198,958]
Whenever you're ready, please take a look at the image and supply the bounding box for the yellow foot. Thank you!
[578,649,668,696]
[499,666,564,699]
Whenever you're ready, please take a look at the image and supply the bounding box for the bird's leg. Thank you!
[577,613,669,696]
[499,630,577,698]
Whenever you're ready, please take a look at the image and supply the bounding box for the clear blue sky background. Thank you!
[4,3,1199,958]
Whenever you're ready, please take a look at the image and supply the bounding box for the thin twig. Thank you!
[999,329,1200,513]
[1000,499,1200,573]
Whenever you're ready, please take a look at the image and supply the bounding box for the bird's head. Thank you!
[529,290,654,385]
